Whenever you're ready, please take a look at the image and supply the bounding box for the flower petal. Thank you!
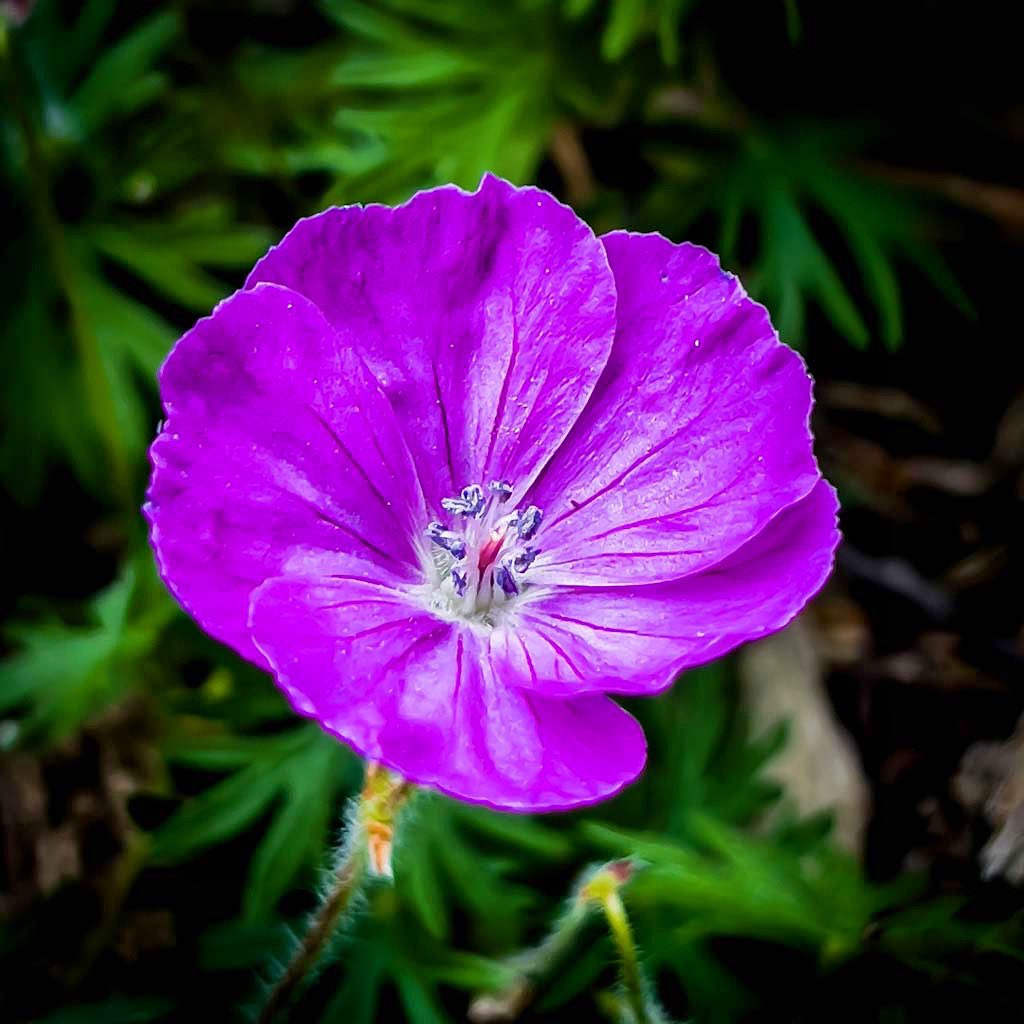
[145,283,427,666]
[490,481,839,697]
[248,577,647,811]
[528,231,821,586]
[246,174,617,511]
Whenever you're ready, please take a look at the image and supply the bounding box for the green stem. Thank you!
[470,885,595,1021]
[0,27,132,509]
[472,861,646,1024]
[256,763,411,1024]
[600,889,648,1024]
[257,843,367,1024]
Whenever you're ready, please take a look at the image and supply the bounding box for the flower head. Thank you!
[145,174,839,812]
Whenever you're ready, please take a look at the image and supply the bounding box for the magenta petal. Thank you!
[146,188,839,813]
[145,283,427,666]
[491,481,839,697]
[528,232,821,586]
[246,175,617,509]
[248,577,647,811]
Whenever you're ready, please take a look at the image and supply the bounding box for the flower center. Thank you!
[421,480,543,627]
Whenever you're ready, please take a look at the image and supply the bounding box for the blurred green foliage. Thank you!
[0,2,1013,1022]
[645,124,971,348]
[0,555,174,742]
[1,3,271,504]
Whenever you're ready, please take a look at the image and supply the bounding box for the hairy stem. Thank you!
[599,888,648,1024]
[256,763,411,1023]
[471,859,643,1024]
[256,842,367,1024]
[469,888,591,1022]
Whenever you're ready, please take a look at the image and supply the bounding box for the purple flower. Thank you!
[146,175,839,812]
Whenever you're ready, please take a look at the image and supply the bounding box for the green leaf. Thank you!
[449,802,573,860]
[629,661,785,839]
[397,819,450,940]
[0,260,81,503]
[308,0,559,204]
[162,731,299,772]
[602,0,648,61]
[534,937,610,1010]
[585,814,881,957]
[49,2,120,91]
[657,0,691,64]
[395,970,448,1024]
[0,559,173,740]
[595,0,695,63]
[75,261,174,460]
[150,756,283,863]
[426,949,519,992]
[758,183,870,347]
[68,11,178,136]
[244,734,346,920]
[32,997,173,1024]
[90,220,271,312]
[154,725,353,919]
[90,228,229,310]
[379,790,556,957]
[321,912,503,1024]
[199,919,294,971]
[329,50,477,90]
[322,929,387,1024]
[650,124,969,348]
[666,939,753,1024]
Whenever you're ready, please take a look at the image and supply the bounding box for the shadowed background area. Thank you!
[2,1,1023,1021]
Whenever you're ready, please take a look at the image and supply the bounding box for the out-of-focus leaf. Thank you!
[649,125,969,348]
[152,740,297,863]
[449,802,573,861]
[314,0,562,203]
[91,221,271,311]
[52,0,119,90]
[657,0,690,63]
[630,662,784,839]
[77,260,172,445]
[154,724,355,919]
[322,929,386,1024]
[756,183,870,347]
[161,731,298,772]
[244,734,345,921]
[67,11,178,135]
[398,818,450,940]
[602,0,647,61]
[565,0,599,15]
[90,229,227,311]
[584,813,888,957]
[573,0,694,63]
[395,971,448,1024]
[320,904,513,1022]
[427,949,519,991]
[32,997,173,1024]
[0,6,258,501]
[395,792,553,947]
[534,937,611,1010]
[0,557,174,741]
[0,250,79,502]
[199,919,294,971]
[878,898,1024,964]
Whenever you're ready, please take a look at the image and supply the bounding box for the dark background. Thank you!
[2,2,1023,1021]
